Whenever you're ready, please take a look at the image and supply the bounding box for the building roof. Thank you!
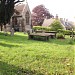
[42,18,66,29]
[42,18,55,27]
[42,16,74,30]
[60,19,74,29]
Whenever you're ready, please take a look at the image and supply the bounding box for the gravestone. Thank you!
[10,28,14,36]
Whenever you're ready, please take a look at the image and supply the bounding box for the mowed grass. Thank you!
[0,32,74,75]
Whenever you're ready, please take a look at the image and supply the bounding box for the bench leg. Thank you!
[45,36,49,41]
[28,35,34,40]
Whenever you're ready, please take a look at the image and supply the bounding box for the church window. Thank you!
[25,11,30,25]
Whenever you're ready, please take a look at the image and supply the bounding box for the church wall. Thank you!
[22,3,32,32]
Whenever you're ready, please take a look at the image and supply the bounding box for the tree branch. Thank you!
[14,0,25,4]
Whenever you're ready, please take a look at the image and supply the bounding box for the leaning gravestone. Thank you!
[10,28,14,36]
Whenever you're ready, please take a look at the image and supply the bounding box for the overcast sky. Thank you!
[24,0,75,21]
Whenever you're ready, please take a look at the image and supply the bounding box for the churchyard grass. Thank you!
[0,32,74,75]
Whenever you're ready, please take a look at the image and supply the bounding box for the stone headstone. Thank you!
[10,28,14,36]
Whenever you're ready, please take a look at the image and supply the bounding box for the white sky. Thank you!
[24,0,75,22]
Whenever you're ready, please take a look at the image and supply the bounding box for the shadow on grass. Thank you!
[48,37,75,45]
[0,32,28,44]
[0,58,74,75]
[0,32,74,45]
[0,61,44,75]
[0,42,19,47]
[0,32,46,45]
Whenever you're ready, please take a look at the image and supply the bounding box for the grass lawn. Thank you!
[0,32,75,75]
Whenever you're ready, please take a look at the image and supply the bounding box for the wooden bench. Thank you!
[28,33,55,41]
[45,31,57,38]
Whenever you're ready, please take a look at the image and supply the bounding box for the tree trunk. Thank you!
[1,24,3,31]
[4,25,7,36]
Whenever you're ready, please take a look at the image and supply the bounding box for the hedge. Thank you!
[57,29,75,35]
[33,26,51,32]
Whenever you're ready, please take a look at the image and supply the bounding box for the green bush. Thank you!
[63,30,75,35]
[63,30,71,35]
[33,26,42,31]
[57,29,75,35]
[68,39,74,45]
[43,27,51,31]
[33,26,51,32]
[56,33,65,39]
[50,20,64,31]
[57,29,64,33]
[74,31,75,35]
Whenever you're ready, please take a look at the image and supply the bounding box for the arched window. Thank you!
[25,11,30,25]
